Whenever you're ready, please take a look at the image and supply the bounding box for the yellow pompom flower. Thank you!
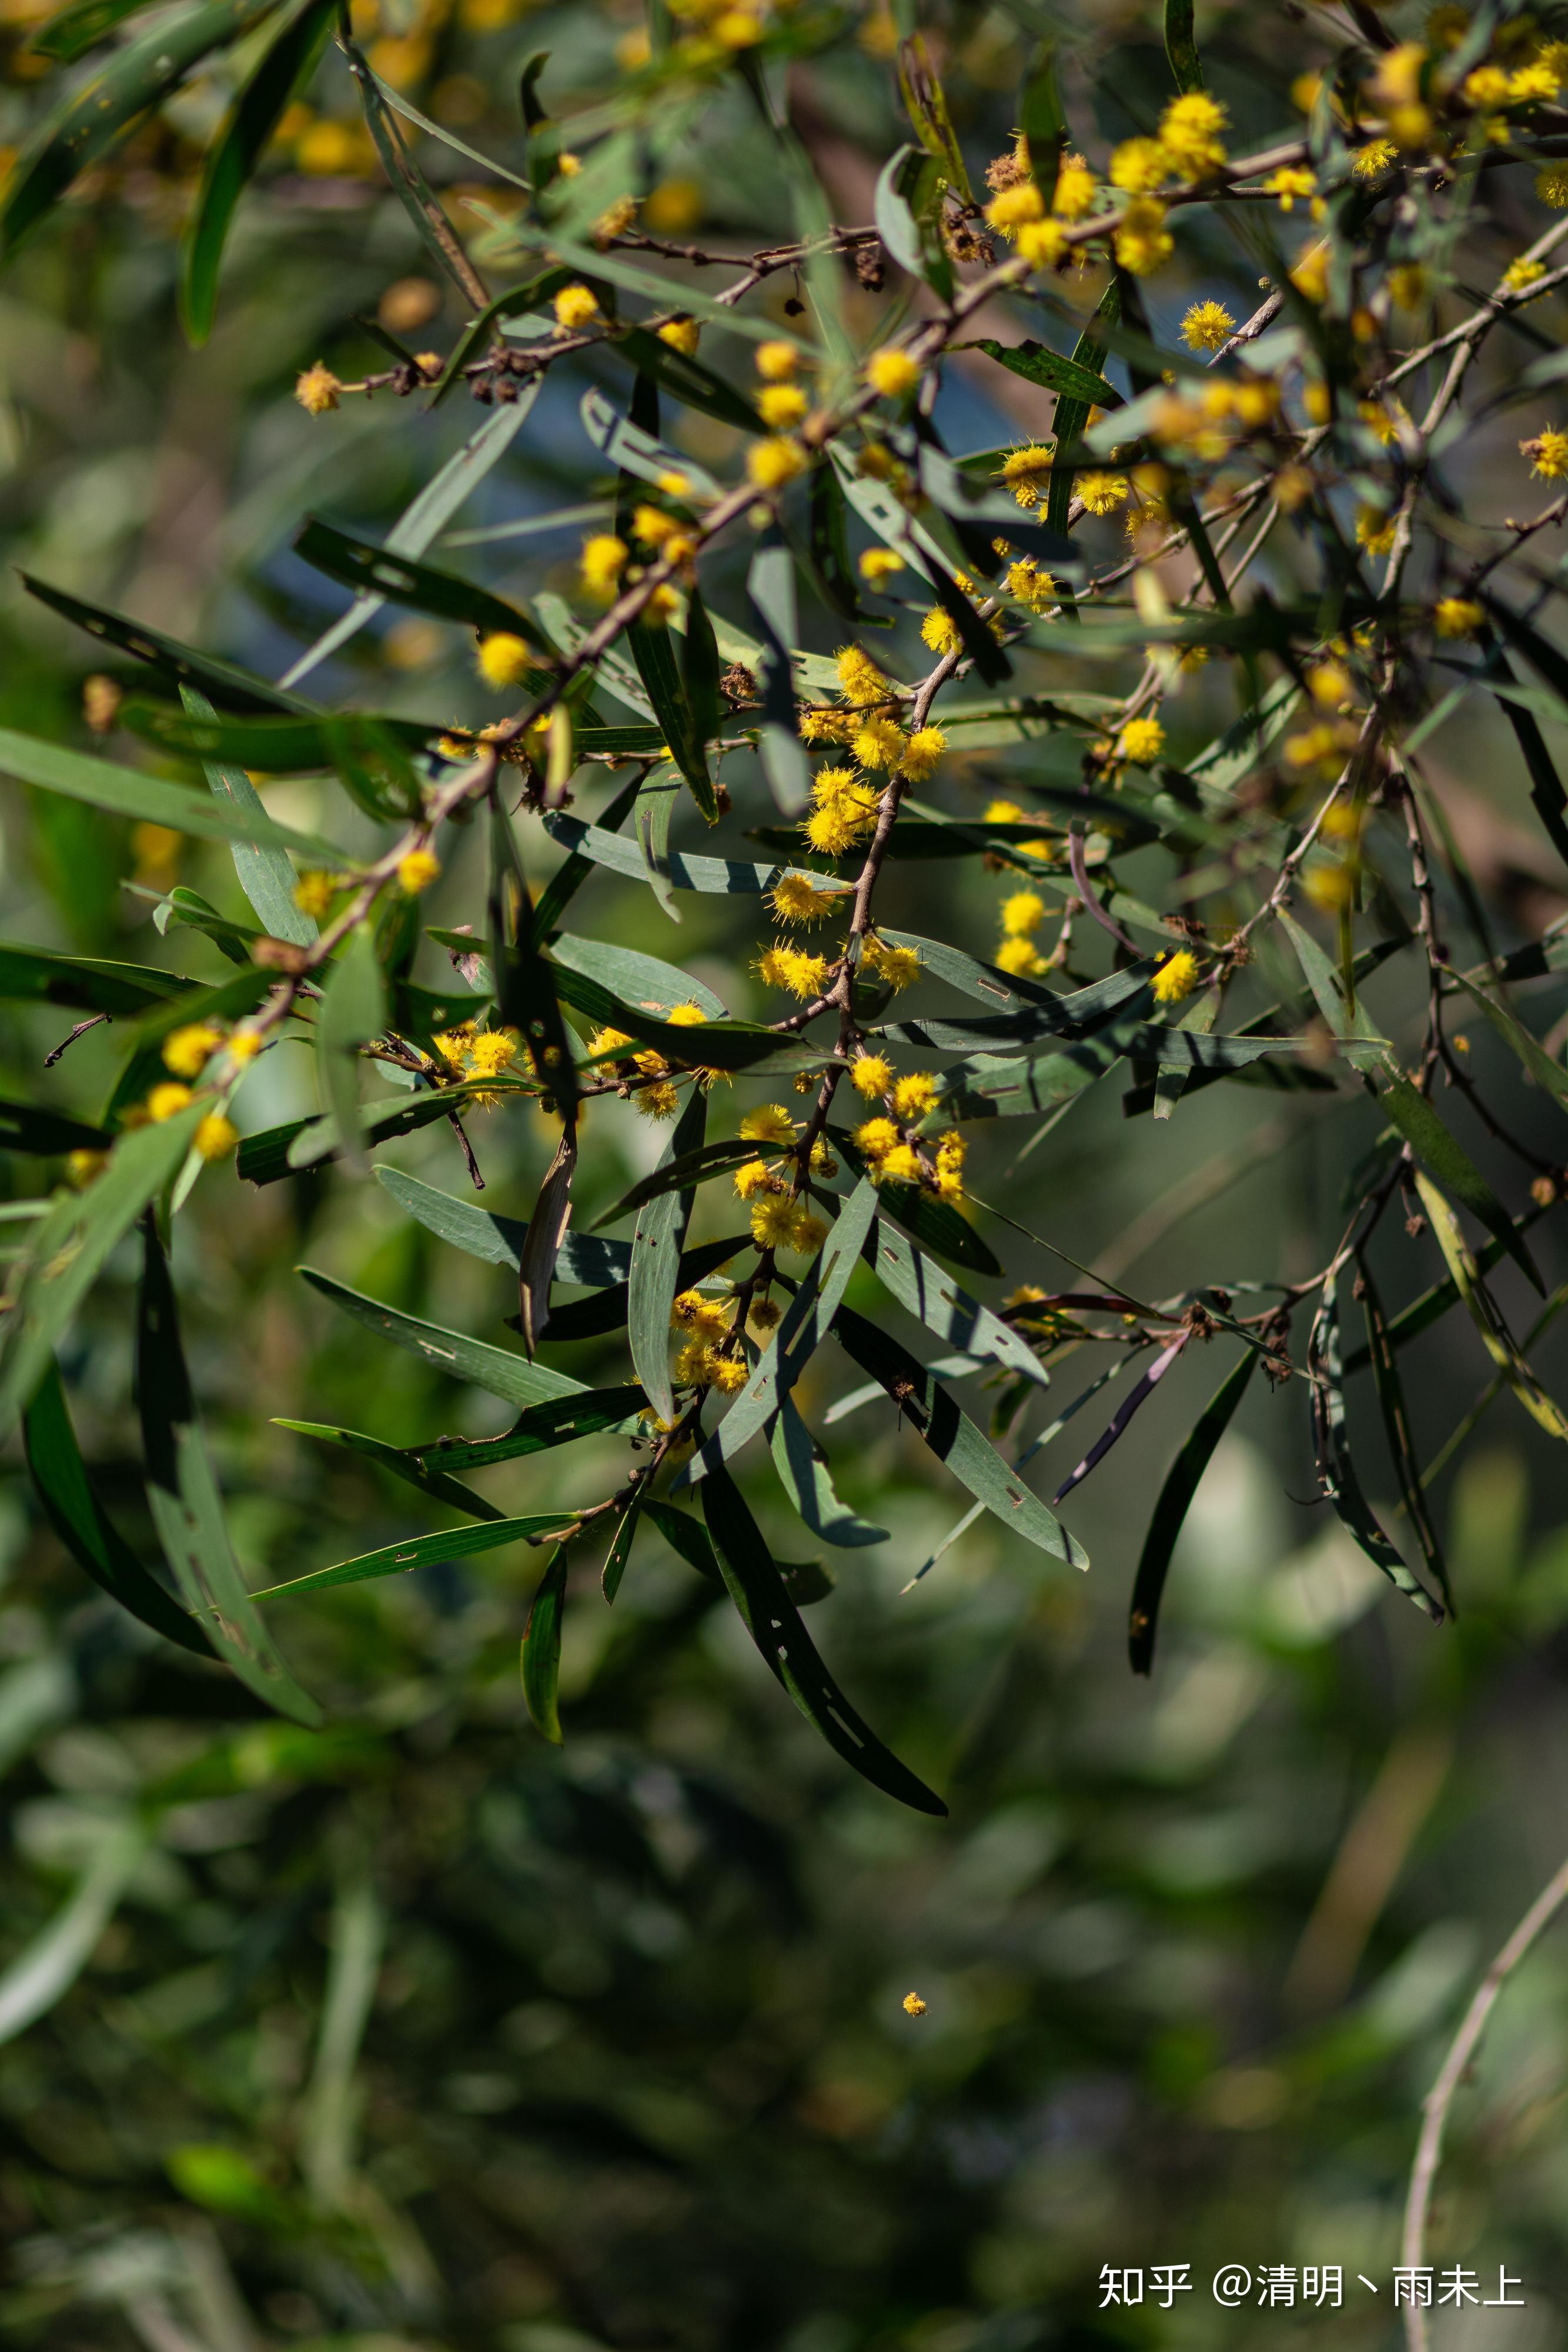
[1264,165,1318,213]
[195,1114,239,1161]
[770,871,840,924]
[1356,507,1398,556]
[148,1082,193,1122]
[1537,163,1568,206]
[860,936,921,990]
[1180,299,1235,352]
[756,339,800,381]
[1017,220,1069,269]
[921,607,961,656]
[851,1053,892,1098]
[1523,427,1568,478]
[999,445,1053,510]
[852,1116,898,1160]
[789,1207,829,1256]
[1051,153,1096,219]
[293,870,339,918]
[227,1031,262,1064]
[1118,715,1165,764]
[1001,888,1045,936]
[397,847,440,895]
[985,182,1045,235]
[553,282,601,333]
[635,1079,681,1118]
[1005,556,1055,612]
[1114,198,1172,276]
[835,644,889,704]
[900,726,945,780]
[733,1158,777,1200]
[477,631,537,687]
[1151,949,1200,1004]
[865,347,922,398]
[1077,472,1129,515]
[658,315,700,355]
[750,1192,799,1251]
[1353,139,1399,181]
[877,1144,924,1185]
[580,533,630,601]
[747,436,808,491]
[995,936,1047,978]
[708,1353,748,1395]
[163,1024,223,1080]
[891,1071,937,1121]
[758,383,810,428]
[1110,137,1168,194]
[295,363,342,416]
[803,803,865,857]
[854,716,905,770]
[1503,256,1547,297]
[1433,596,1485,639]
[741,1104,797,1145]
[1158,91,1228,178]
[860,547,905,584]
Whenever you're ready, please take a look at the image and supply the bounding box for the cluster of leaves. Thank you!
[2,0,1568,1855]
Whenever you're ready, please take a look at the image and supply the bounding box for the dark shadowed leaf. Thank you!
[1128,1349,1255,1676]
[521,1545,569,1742]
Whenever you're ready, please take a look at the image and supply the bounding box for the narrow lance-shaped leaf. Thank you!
[1128,1349,1256,1676]
[678,1178,880,1489]
[700,1464,947,1816]
[180,687,315,946]
[138,1220,323,1720]
[860,1218,1048,1389]
[521,1545,569,1743]
[491,805,579,1130]
[1053,1334,1186,1504]
[1308,1274,1443,1622]
[180,0,334,345]
[409,1387,646,1471]
[255,1514,580,1601]
[1412,1172,1568,1443]
[273,1418,506,1522]
[768,1395,889,1549]
[747,531,810,816]
[316,926,386,1178]
[24,1359,215,1656]
[518,1129,576,1356]
[833,1307,1086,1567]
[630,1085,706,1424]
[299,1268,587,1410]
[0,725,345,862]
[1,0,286,256]
[601,1489,644,1604]
[22,572,316,716]
[1164,0,1204,93]
[294,519,554,686]
[1359,1265,1451,1613]
[1047,276,1120,550]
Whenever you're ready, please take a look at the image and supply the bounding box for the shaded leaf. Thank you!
[833,1134,1001,1274]
[410,1387,646,1469]
[543,809,796,895]
[375,1164,633,1285]
[1360,1267,1450,1613]
[0,724,343,861]
[630,1085,706,1424]
[0,941,188,1016]
[521,1544,569,1742]
[748,530,810,816]
[556,963,824,1076]
[294,519,554,685]
[273,1418,505,1521]
[700,1463,946,1816]
[1128,1349,1255,1675]
[1165,0,1203,91]
[1053,1335,1186,1504]
[768,1395,888,1548]
[298,1268,586,1410]
[255,1514,577,1601]
[600,1489,643,1603]
[1308,1274,1443,1621]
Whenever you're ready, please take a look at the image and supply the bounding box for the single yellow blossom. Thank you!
[1433,596,1485,639]
[397,847,440,895]
[747,436,808,491]
[851,1054,892,1098]
[477,631,537,687]
[553,283,601,333]
[657,315,700,355]
[865,348,922,399]
[1180,300,1235,352]
[1151,949,1199,1004]
[163,1024,223,1080]
[295,363,342,416]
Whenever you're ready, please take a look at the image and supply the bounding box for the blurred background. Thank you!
[3,0,1568,2345]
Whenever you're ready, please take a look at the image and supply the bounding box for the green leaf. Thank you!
[679,1178,880,1490]
[628,617,714,818]
[611,323,764,434]
[580,382,721,503]
[538,1238,743,1342]
[1164,0,1203,91]
[105,964,276,1124]
[531,769,643,938]
[549,933,726,1020]
[180,0,333,345]
[962,339,1119,411]
[768,1395,888,1549]
[1,0,286,255]
[255,1514,577,1601]
[520,1544,569,1743]
[0,1105,206,1441]
[239,1086,511,1185]
[834,1307,1085,1566]
[491,808,580,1130]
[874,143,952,301]
[554,964,824,1075]
[1047,276,1119,548]
[630,1085,706,1424]
[316,926,386,1178]
[833,1136,1000,1275]
[1447,967,1568,1109]
[1019,40,1068,208]
[283,397,541,687]
[700,1464,946,1816]
[125,699,439,778]
[896,31,971,201]
[1359,1268,1450,1614]
[600,1488,643,1603]
[591,1139,760,1228]
[0,726,345,862]
[24,1359,215,1655]
[430,270,570,407]
[298,1268,587,1410]
[176,688,316,946]
[373,1164,636,1288]
[273,1419,505,1521]
[1128,1349,1255,1676]
[1308,1274,1443,1622]
[32,0,163,63]
[138,1220,323,1720]
[1381,1074,1542,1294]
[409,1387,646,1471]
[860,1217,1048,1389]
[0,941,188,1016]
[933,1045,1115,1124]
[0,1097,113,1155]
[543,810,801,896]
[22,572,313,715]
[682,585,723,752]
[293,520,554,687]
[1412,1172,1568,1443]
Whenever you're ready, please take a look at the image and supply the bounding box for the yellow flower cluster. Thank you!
[1002,556,1055,613]
[998,443,1053,510]
[670,1289,749,1394]
[1179,300,1236,353]
[803,763,881,856]
[755,941,831,999]
[1151,950,1200,1005]
[994,877,1048,979]
[1522,427,1568,478]
[434,1024,520,1104]
[770,871,844,924]
[860,934,921,990]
